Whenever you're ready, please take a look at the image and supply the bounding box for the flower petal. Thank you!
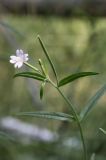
[16,49,20,56]
[10,59,16,64]
[25,57,29,61]
[20,49,24,54]
[10,56,17,60]
[17,62,23,68]
[10,49,29,68]
[25,54,28,57]
[14,63,18,68]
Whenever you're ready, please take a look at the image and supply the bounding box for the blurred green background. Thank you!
[0,1,106,159]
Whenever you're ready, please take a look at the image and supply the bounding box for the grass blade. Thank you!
[58,72,98,87]
[37,35,58,84]
[80,84,106,121]
[18,111,75,122]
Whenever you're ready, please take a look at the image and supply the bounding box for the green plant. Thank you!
[10,35,106,160]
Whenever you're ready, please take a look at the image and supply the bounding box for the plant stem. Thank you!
[49,80,87,160]
[57,88,87,160]
[24,62,42,74]
[24,62,38,71]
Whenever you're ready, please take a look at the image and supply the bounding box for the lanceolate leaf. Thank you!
[14,72,46,81]
[18,111,75,122]
[58,72,99,87]
[99,128,106,135]
[37,35,58,84]
[80,84,106,121]
[40,82,46,99]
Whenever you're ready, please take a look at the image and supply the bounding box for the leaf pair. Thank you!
[14,36,105,123]
[38,36,99,87]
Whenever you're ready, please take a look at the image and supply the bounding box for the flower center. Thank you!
[16,57,23,62]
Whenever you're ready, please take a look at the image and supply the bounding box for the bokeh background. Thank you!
[0,0,106,159]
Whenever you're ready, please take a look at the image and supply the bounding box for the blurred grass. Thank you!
[0,15,106,159]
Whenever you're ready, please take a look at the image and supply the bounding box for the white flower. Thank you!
[10,49,29,68]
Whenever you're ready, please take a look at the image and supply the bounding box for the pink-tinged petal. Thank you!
[17,62,23,68]
[22,54,28,62]
[19,50,24,58]
[25,57,29,61]
[20,49,24,54]
[10,56,17,60]
[10,49,29,68]
[14,62,23,68]
[25,54,28,57]
[25,56,29,60]
[10,59,16,64]
[14,63,18,68]
[15,56,22,62]
[16,49,20,56]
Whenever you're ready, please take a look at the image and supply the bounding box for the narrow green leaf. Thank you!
[37,35,58,84]
[80,84,106,121]
[14,72,46,81]
[0,21,23,37]
[58,72,99,87]
[0,131,15,142]
[40,82,45,99]
[38,59,48,77]
[99,128,106,135]
[18,111,75,122]
[90,153,96,160]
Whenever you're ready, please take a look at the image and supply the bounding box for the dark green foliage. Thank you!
[40,82,45,99]
[58,72,99,87]
[14,72,46,81]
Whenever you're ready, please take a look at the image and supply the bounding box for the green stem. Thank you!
[57,88,87,160]
[24,62,42,74]
[49,80,87,160]
[24,62,38,71]
[24,61,87,159]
